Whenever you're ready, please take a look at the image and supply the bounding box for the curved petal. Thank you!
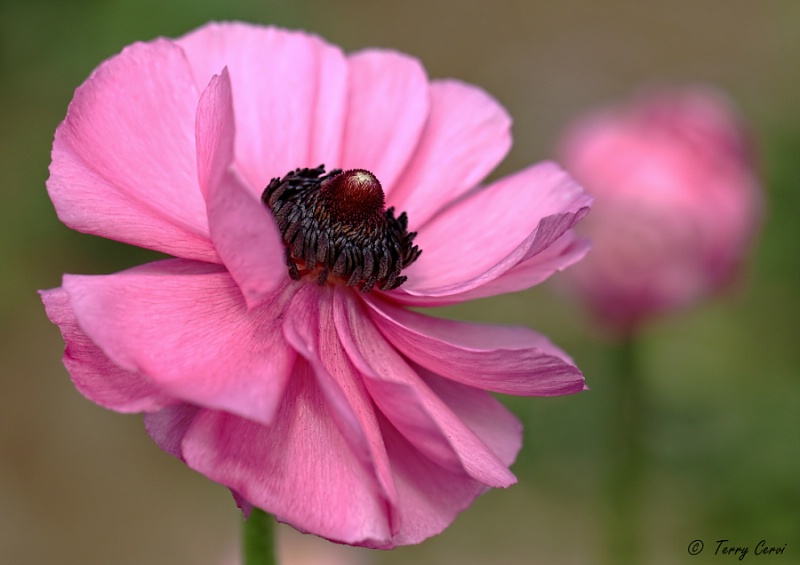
[196,69,286,308]
[282,285,397,523]
[373,371,523,547]
[180,369,394,547]
[334,290,516,488]
[177,22,349,190]
[365,297,585,396]
[338,50,430,195]
[388,79,512,228]
[143,403,200,460]
[394,230,591,306]
[399,162,591,298]
[376,414,499,547]
[48,39,217,262]
[420,369,523,467]
[40,287,175,413]
[62,259,297,426]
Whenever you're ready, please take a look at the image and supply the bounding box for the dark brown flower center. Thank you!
[262,166,422,292]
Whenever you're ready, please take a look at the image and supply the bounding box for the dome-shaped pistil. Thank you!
[263,166,422,292]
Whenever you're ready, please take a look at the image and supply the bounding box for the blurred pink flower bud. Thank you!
[556,87,763,333]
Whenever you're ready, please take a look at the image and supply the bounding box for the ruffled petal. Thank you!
[339,50,429,195]
[375,372,522,546]
[196,69,287,308]
[143,403,200,460]
[365,297,585,396]
[177,22,349,190]
[376,414,499,547]
[387,79,512,227]
[420,369,522,467]
[394,230,591,306]
[40,287,175,412]
[48,39,217,262]
[399,162,591,298]
[282,285,397,523]
[62,259,297,426]
[180,368,394,547]
[334,290,516,488]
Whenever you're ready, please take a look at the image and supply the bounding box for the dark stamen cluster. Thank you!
[262,165,422,292]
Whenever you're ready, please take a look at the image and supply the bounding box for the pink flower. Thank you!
[40,22,591,548]
[556,87,762,333]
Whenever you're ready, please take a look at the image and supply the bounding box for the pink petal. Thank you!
[48,39,217,262]
[177,22,348,190]
[282,285,398,518]
[395,230,591,306]
[144,403,200,460]
[420,369,522,467]
[40,287,175,412]
[180,368,394,547]
[63,259,297,426]
[365,297,584,396]
[387,79,512,227]
[334,290,516,488]
[196,69,286,308]
[339,50,429,195]
[375,415,501,547]
[400,161,591,298]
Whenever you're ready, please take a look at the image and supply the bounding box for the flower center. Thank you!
[262,166,422,292]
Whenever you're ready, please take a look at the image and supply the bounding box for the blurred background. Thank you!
[1,0,798,563]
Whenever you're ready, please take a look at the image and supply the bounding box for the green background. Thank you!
[2,1,798,563]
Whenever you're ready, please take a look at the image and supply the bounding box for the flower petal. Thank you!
[282,285,397,522]
[339,50,429,195]
[180,369,394,547]
[48,39,217,261]
[365,297,585,396]
[63,259,296,426]
[143,403,200,460]
[420,369,523,467]
[40,287,175,412]
[376,415,501,547]
[388,79,512,227]
[395,230,591,306]
[196,68,286,308]
[334,290,516,488]
[177,22,349,190]
[375,372,522,546]
[399,161,591,298]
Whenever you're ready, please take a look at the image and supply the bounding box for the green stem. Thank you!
[606,333,645,565]
[243,508,278,565]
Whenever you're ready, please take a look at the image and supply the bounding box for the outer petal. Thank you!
[48,39,217,262]
[420,370,523,468]
[196,69,286,308]
[387,80,512,227]
[144,403,200,460]
[62,259,296,426]
[376,372,522,546]
[376,415,500,547]
[399,162,591,298]
[339,50,430,195]
[40,287,174,412]
[365,297,585,396]
[395,230,590,306]
[177,22,349,190]
[180,367,394,547]
[282,285,397,528]
[334,290,516,489]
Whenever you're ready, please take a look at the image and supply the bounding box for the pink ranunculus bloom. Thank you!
[40,22,592,548]
[555,87,762,333]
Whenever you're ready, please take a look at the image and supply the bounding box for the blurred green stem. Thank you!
[606,333,645,565]
[243,508,278,565]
